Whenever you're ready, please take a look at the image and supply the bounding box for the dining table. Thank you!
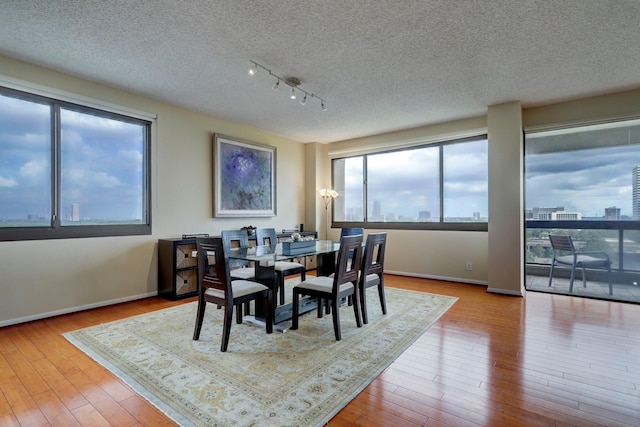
[226,239,342,331]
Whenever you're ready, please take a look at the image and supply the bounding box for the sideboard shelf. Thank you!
[158,238,198,300]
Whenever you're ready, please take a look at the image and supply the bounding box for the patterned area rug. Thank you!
[64,283,457,426]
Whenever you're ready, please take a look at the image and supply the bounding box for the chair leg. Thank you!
[221,305,233,352]
[264,295,273,334]
[360,285,369,324]
[291,289,300,330]
[608,266,613,295]
[192,294,206,340]
[317,298,324,318]
[378,278,387,315]
[331,298,341,341]
[236,304,244,324]
[582,267,587,288]
[277,272,285,305]
[569,266,576,292]
[352,287,362,328]
[548,261,556,287]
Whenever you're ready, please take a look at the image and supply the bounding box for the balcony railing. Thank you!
[526,220,640,302]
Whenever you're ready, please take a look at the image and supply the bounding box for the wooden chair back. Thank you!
[255,227,278,246]
[196,237,232,305]
[333,234,364,294]
[361,232,387,281]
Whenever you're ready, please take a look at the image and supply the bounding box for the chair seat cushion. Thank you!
[274,261,304,272]
[230,267,255,279]
[364,273,380,286]
[205,280,267,299]
[295,276,354,293]
[556,255,610,267]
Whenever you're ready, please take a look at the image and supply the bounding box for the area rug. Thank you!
[64,283,457,426]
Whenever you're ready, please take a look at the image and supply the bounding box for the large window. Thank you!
[332,135,488,230]
[0,86,151,241]
[525,118,640,279]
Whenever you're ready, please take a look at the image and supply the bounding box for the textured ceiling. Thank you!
[1,0,639,143]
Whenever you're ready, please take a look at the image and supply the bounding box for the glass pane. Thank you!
[333,156,364,221]
[443,138,488,221]
[0,93,51,227]
[367,146,440,222]
[60,108,145,225]
[526,120,640,221]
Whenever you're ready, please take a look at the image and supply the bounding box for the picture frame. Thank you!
[213,134,276,217]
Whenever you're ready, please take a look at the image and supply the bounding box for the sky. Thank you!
[525,144,639,218]
[339,139,489,220]
[0,93,145,222]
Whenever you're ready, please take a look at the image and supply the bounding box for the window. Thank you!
[525,119,640,222]
[332,135,488,230]
[525,118,640,276]
[0,86,151,241]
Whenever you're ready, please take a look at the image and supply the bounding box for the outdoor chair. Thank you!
[548,234,613,295]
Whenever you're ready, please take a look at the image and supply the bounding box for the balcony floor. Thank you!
[526,273,640,304]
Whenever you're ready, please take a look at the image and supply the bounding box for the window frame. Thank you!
[0,85,152,241]
[332,134,488,232]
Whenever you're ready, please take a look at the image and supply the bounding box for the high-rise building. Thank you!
[634,166,640,219]
[72,203,80,222]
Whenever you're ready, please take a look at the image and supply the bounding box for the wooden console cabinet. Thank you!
[158,238,198,300]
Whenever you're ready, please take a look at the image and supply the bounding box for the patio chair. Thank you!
[548,234,613,295]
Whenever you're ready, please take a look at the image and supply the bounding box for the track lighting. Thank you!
[248,62,258,76]
[248,60,327,111]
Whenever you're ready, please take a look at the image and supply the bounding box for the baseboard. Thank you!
[486,287,525,296]
[0,291,158,328]
[385,270,488,286]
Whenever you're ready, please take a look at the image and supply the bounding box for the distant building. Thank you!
[526,206,582,220]
[72,203,80,222]
[418,210,431,221]
[605,206,621,220]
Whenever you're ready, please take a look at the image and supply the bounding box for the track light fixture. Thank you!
[248,60,327,111]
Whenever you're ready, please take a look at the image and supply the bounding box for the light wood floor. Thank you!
[1,276,639,427]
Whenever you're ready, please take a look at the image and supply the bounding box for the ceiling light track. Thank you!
[249,60,327,111]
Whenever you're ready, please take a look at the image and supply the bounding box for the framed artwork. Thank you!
[213,134,276,217]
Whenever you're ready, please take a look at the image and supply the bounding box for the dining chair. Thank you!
[291,234,363,341]
[548,234,613,295]
[220,229,256,281]
[255,228,306,305]
[359,232,387,324]
[193,237,272,352]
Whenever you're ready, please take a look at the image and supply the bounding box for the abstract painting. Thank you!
[213,134,276,217]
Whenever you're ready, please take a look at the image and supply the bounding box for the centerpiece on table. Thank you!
[282,232,316,255]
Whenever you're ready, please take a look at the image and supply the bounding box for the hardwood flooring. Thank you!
[1,275,639,426]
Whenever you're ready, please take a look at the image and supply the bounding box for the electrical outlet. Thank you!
[466,261,473,271]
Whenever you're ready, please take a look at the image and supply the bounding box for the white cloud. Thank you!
[0,176,18,187]
[19,160,47,179]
